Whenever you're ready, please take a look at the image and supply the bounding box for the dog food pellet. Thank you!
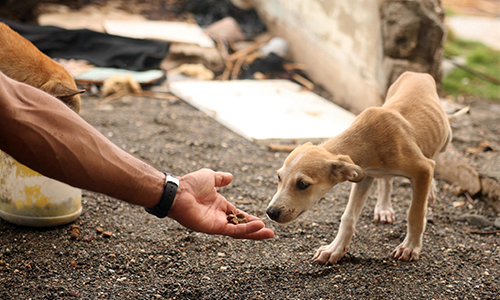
[69,225,80,239]
[102,231,112,238]
[227,212,248,225]
[227,215,239,224]
[96,226,104,233]
[0,260,6,266]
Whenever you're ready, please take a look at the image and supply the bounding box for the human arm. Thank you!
[0,71,273,239]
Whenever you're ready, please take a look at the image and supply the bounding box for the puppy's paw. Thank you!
[373,206,395,224]
[392,240,422,261]
[313,244,348,265]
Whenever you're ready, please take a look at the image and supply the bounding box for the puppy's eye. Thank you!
[277,174,282,183]
[296,180,310,190]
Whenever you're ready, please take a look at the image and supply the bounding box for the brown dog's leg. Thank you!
[374,178,395,224]
[313,176,375,265]
[392,158,435,261]
[427,178,437,206]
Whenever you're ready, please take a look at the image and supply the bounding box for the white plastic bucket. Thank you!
[0,150,82,227]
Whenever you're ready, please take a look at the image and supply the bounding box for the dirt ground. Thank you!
[0,91,499,299]
[0,1,499,298]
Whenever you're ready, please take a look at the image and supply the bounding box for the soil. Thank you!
[0,91,499,300]
[0,1,499,298]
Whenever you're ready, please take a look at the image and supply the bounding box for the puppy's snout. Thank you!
[266,207,281,221]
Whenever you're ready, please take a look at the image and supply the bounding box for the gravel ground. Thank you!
[0,92,499,299]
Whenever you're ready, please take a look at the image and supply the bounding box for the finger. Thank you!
[222,220,274,240]
[213,171,233,187]
[240,228,275,240]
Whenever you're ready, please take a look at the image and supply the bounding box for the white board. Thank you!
[168,80,356,141]
[103,20,215,48]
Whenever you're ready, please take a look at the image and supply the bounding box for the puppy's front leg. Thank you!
[313,176,375,265]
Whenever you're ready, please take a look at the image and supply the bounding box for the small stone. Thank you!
[83,235,94,242]
[71,260,77,267]
[102,231,112,238]
[457,214,490,228]
[494,217,500,229]
[96,226,104,233]
[450,185,465,196]
[0,260,5,266]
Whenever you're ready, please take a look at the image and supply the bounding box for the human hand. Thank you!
[167,168,274,240]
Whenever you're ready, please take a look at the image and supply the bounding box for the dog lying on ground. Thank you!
[266,71,453,264]
[0,22,84,113]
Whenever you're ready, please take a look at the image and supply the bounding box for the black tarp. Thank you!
[0,18,170,71]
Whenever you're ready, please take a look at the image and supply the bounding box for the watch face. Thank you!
[166,173,179,186]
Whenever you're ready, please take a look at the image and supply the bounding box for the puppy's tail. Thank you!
[447,105,470,122]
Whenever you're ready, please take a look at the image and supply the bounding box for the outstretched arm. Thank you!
[0,72,273,240]
[0,71,165,208]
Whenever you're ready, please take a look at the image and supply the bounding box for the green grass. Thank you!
[442,32,500,101]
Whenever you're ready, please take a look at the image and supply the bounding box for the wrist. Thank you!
[144,173,179,218]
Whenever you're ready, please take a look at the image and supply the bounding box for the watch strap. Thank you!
[145,173,179,218]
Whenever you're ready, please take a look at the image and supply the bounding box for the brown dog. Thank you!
[0,22,84,113]
[267,72,452,264]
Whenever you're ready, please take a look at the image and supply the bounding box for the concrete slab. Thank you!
[103,20,215,48]
[168,80,356,142]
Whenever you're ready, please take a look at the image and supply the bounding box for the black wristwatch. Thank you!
[145,173,179,218]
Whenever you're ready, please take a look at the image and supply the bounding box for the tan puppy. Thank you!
[0,22,84,113]
[267,72,452,264]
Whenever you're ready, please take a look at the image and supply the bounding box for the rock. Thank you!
[435,145,482,196]
[481,177,500,212]
[204,17,246,43]
[457,214,490,228]
[174,63,214,80]
[381,0,445,87]
[494,217,500,229]
[258,37,289,58]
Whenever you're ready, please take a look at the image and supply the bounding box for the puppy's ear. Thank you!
[303,142,313,146]
[330,160,364,182]
[41,82,85,113]
[49,82,86,98]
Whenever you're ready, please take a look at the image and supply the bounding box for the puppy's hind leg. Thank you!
[392,159,435,261]
[427,178,437,206]
[374,178,395,224]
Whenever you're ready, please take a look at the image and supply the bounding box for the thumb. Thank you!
[214,171,233,187]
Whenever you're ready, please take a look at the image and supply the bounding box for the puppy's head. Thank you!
[266,142,364,223]
[41,80,85,114]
